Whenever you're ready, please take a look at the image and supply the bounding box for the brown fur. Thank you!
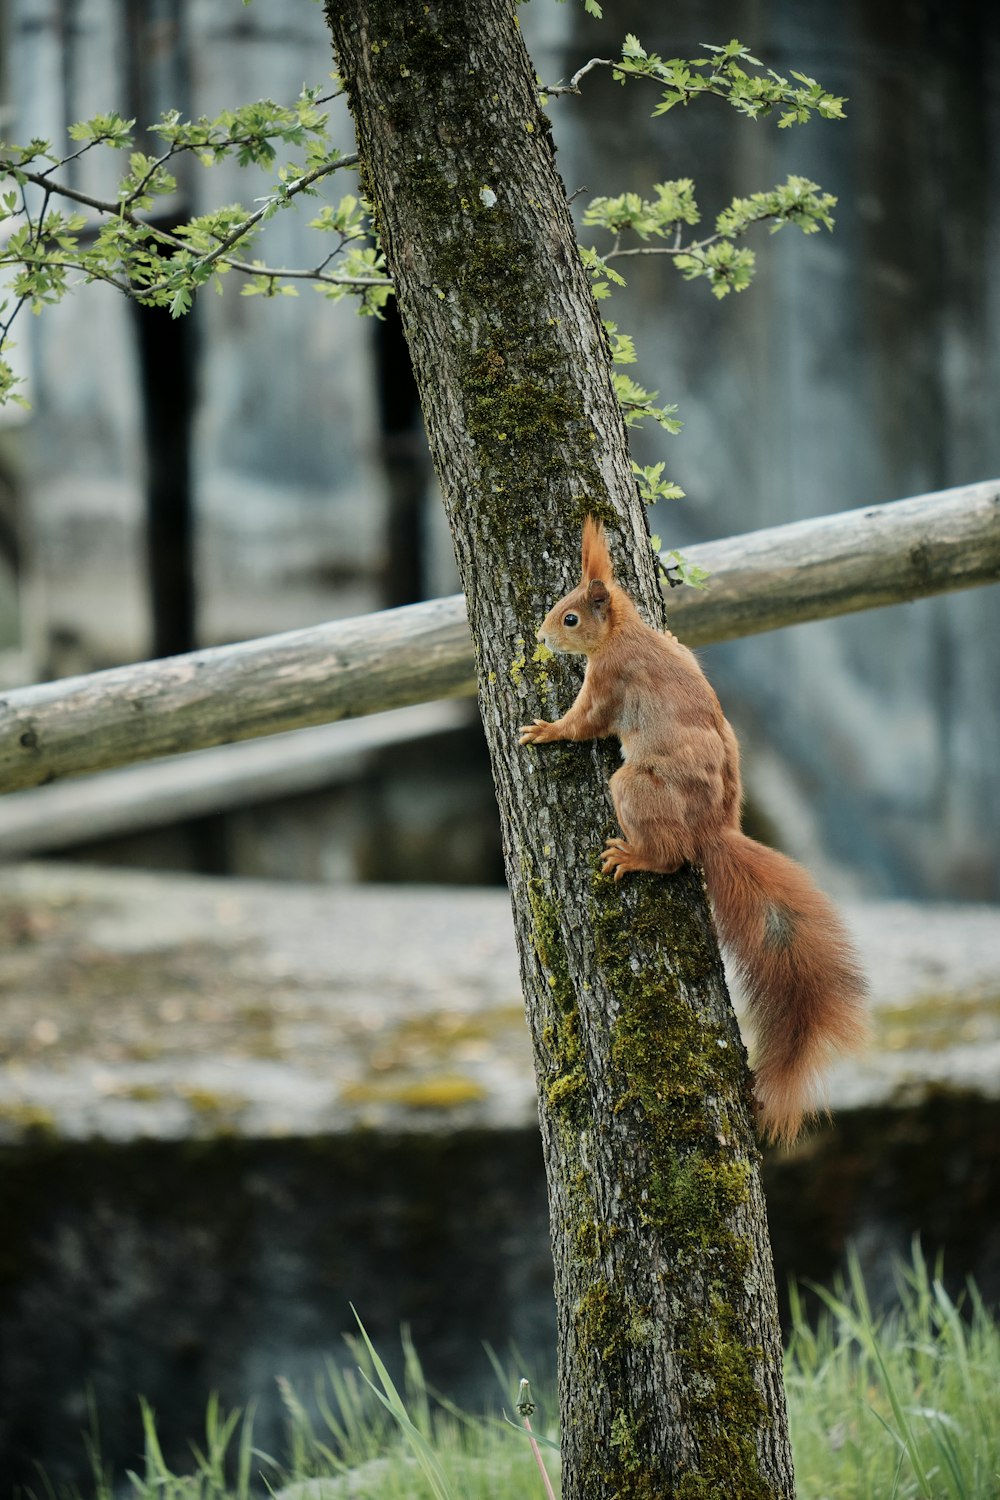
[520,518,867,1144]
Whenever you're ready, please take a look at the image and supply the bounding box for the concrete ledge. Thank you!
[0,862,998,1142]
[0,863,533,1143]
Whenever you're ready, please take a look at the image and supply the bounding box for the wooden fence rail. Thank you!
[0,702,472,857]
[0,479,996,796]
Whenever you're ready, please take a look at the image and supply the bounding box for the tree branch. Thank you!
[136,155,358,297]
[205,256,390,288]
[544,58,615,97]
[0,153,370,302]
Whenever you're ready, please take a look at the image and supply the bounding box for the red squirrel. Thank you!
[519,517,867,1144]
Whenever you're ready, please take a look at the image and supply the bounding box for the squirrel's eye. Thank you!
[563,612,579,627]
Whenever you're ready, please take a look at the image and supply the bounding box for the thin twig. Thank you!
[121,140,188,208]
[3,152,359,241]
[46,133,120,176]
[0,152,378,307]
[0,239,388,301]
[604,238,719,261]
[0,253,132,295]
[213,256,389,288]
[603,206,796,263]
[134,155,358,297]
[544,56,614,96]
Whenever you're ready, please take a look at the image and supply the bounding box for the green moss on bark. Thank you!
[338,0,612,601]
[582,868,772,1494]
[518,860,772,1496]
[525,872,588,1122]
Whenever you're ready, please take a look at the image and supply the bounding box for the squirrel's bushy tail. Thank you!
[701,828,867,1145]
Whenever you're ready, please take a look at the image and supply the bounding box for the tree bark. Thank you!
[325,1,795,1494]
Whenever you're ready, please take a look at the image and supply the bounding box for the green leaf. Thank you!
[604,321,637,365]
[715,176,836,240]
[584,180,699,240]
[613,374,682,432]
[675,242,757,297]
[0,353,30,410]
[579,245,627,301]
[661,549,710,589]
[168,286,192,318]
[308,194,367,238]
[633,460,685,504]
[67,111,134,148]
[611,35,846,128]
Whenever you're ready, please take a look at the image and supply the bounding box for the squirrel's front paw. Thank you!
[519,719,554,745]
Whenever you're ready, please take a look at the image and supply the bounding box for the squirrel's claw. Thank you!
[602,837,683,879]
[600,837,632,881]
[519,719,552,745]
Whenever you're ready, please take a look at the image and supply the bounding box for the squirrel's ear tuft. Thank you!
[581,516,614,585]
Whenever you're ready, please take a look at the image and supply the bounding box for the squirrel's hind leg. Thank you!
[602,764,693,878]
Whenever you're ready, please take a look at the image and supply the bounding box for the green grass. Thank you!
[25,1246,1000,1500]
[787,1244,1000,1499]
[33,1327,559,1500]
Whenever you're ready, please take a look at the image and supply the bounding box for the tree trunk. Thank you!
[325,1,796,1493]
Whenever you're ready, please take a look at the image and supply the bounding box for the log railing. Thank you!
[0,480,996,799]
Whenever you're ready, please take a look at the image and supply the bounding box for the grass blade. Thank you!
[351,1307,454,1500]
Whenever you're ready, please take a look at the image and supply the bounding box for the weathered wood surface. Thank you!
[0,594,476,793]
[0,481,996,794]
[0,702,470,858]
[673,477,1000,639]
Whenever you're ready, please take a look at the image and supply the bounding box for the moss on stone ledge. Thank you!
[341,1075,487,1110]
